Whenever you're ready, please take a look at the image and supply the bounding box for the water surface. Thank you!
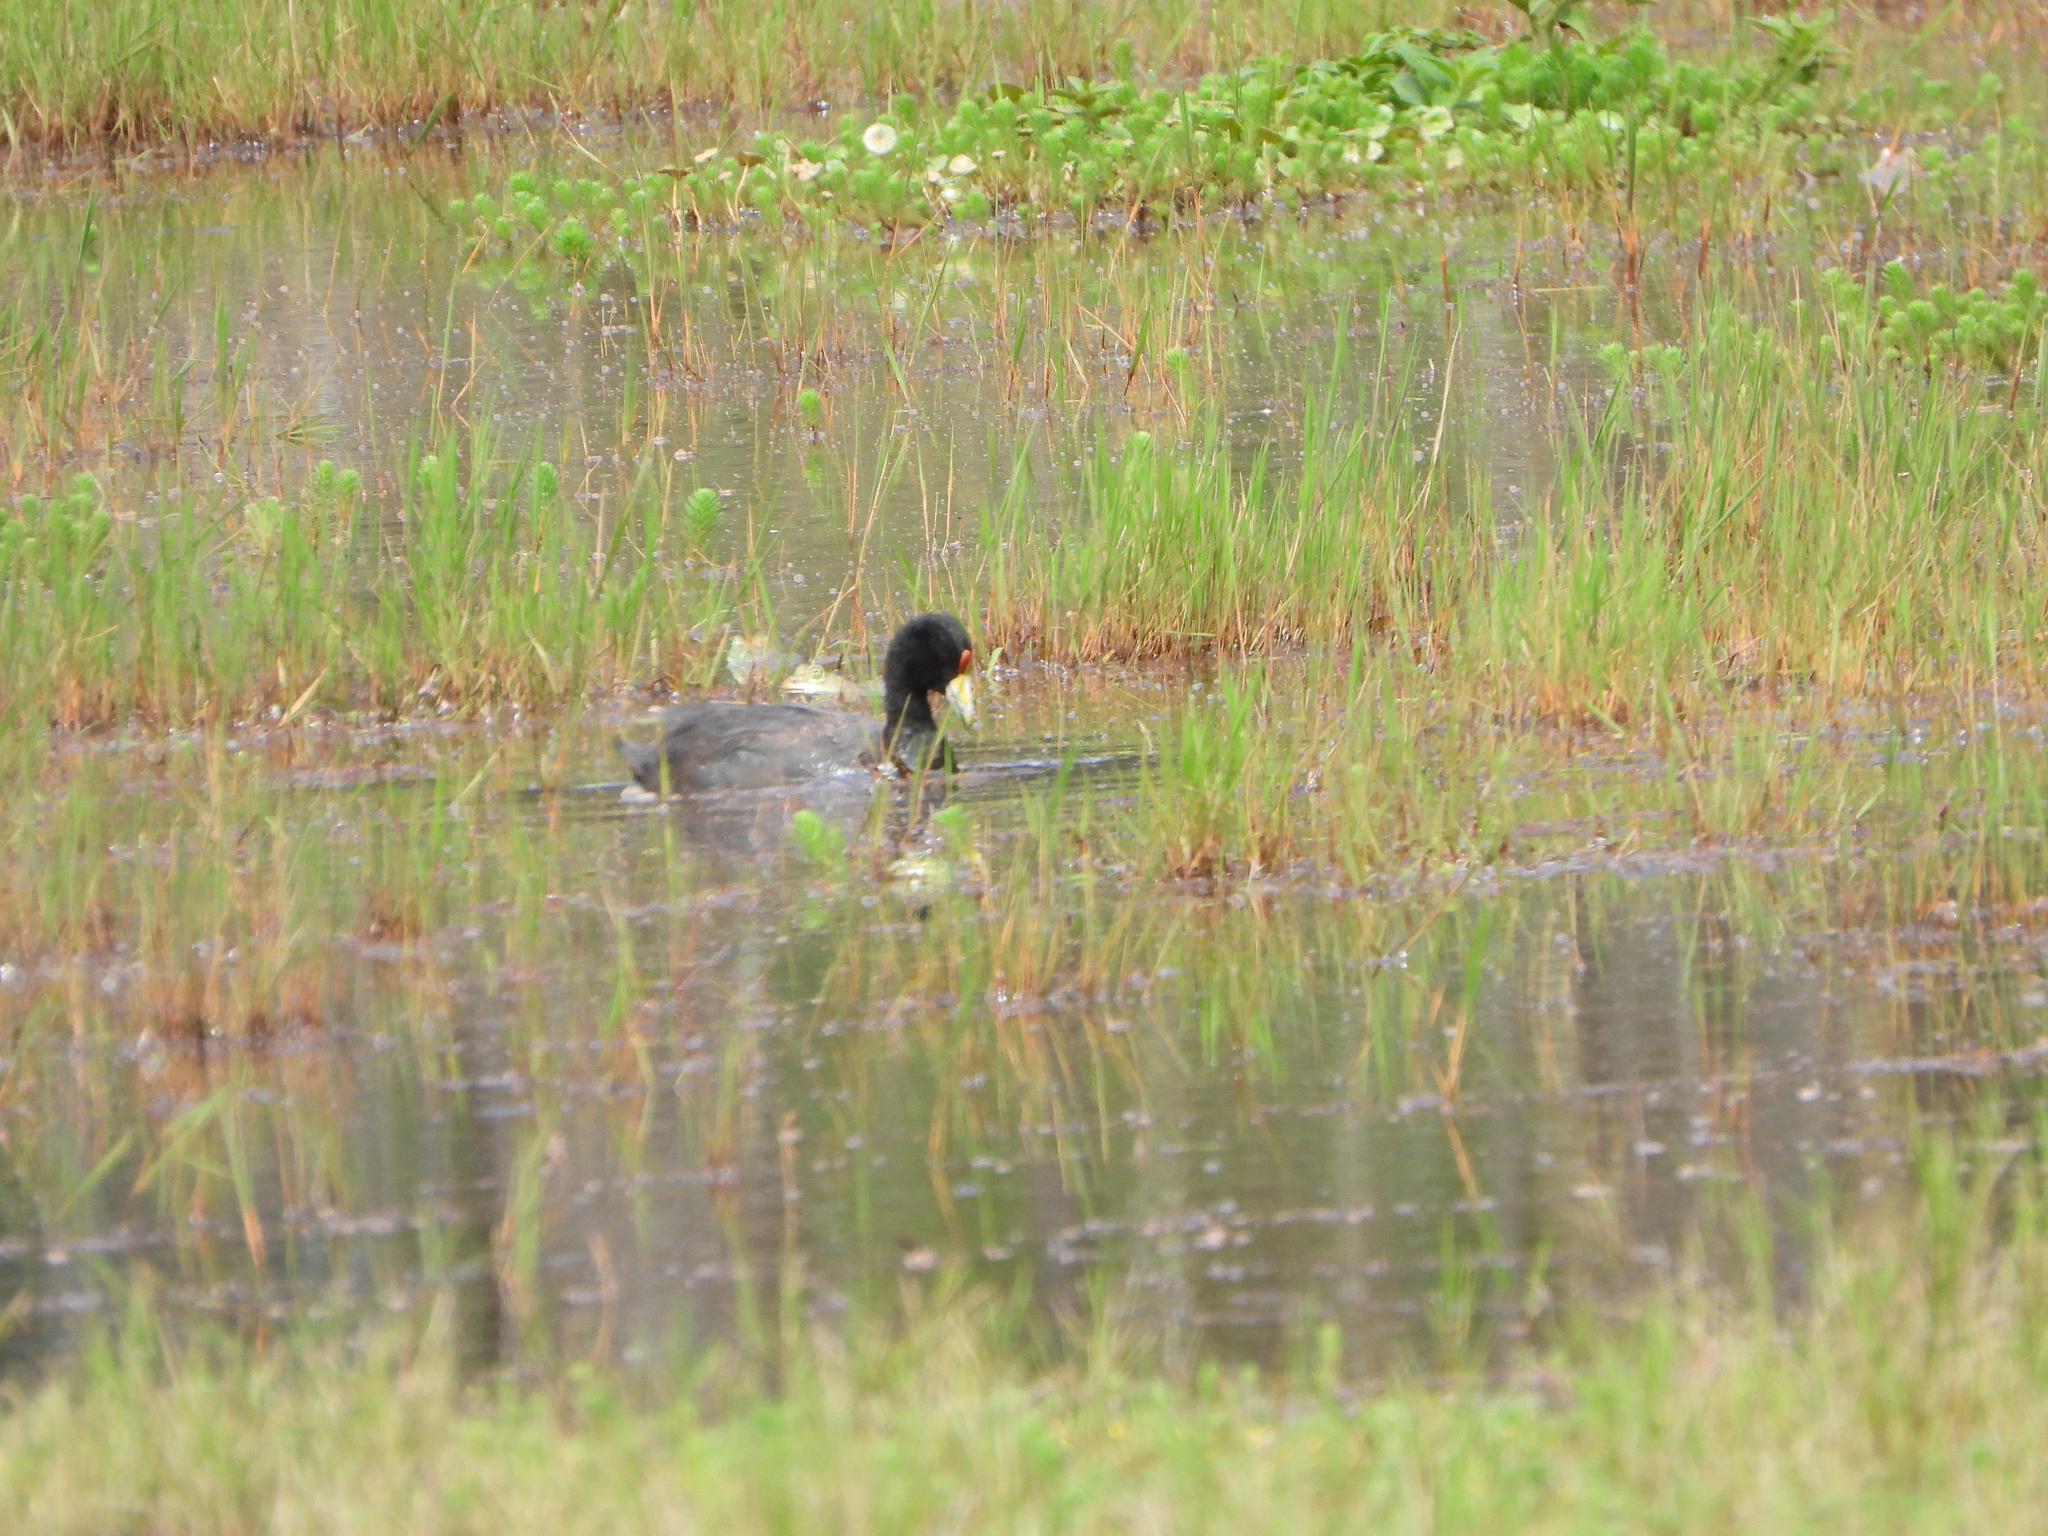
[3,131,2044,1382]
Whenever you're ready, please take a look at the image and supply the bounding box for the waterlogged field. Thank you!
[7,3,2048,1525]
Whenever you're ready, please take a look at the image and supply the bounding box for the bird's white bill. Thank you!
[944,673,977,726]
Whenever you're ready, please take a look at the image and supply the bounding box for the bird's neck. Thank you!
[883,684,940,764]
[883,683,936,734]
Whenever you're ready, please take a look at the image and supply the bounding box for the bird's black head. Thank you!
[882,612,974,697]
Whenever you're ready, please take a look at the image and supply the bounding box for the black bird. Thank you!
[618,612,977,794]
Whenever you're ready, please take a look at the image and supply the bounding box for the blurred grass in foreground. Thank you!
[4,1147,2048,1534]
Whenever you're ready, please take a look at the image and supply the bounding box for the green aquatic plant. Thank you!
[1822,260,2045,376]
[1503,0,1600,46]
[549,216,599,267]
[449,15,1857,255]
[309,457,362,503]
[1150,670,1279,878]
[682,487,722,551]
[978,290,2047,739]
[1,473,111,593]
[788,808,848,875]
[978,361,1442,660]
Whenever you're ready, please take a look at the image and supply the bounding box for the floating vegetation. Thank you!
[452,17,1857,248]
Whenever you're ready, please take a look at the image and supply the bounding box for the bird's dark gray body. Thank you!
[617,612,973,797]
[619,701,898,793]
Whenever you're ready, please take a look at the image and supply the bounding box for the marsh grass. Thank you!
[6,247,2048,1067]
[0,0,1473,151]
[0,433,737,728]
[7,1155,2048,1532]
[1137,658,2048,889]
[977,336,1446,659]
[980,294,2048,721]
[11,606,2048,1083]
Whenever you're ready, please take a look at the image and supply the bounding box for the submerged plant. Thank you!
[789,808,848,875]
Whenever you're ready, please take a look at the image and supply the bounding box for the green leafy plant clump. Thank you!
[449,171,659,265]
[1822,260,2046,375]
[0,474,114,596]
[456,16,1850,252]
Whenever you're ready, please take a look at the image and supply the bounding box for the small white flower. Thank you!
[862,122,899,155]
[947,153,977,175]
[1340,144,1362,166]
[791,158,822,183]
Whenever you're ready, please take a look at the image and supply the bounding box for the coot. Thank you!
[618,613,976,794]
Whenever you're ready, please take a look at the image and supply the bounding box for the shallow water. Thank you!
[9,132,1672,586]
[6,678,2047,1382]
[4,131,2046,1381]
